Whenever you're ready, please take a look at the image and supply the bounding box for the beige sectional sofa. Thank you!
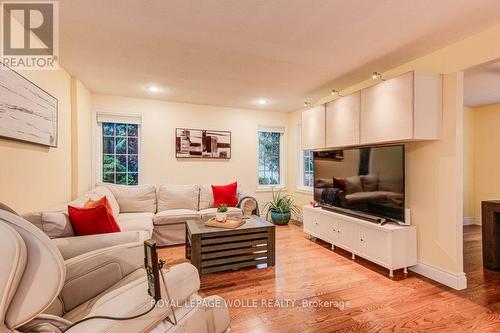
[24,183,259,247]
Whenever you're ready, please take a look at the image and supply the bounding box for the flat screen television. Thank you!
[314,145,405,223]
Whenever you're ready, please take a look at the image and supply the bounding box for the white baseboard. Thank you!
[409,261,467,290]
[463,217,480,225]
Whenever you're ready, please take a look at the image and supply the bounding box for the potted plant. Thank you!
[263,191,300,225]
[216,203,228,222]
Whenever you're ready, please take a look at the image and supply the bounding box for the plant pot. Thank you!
[215,211,227,222]
[270,210,291,225]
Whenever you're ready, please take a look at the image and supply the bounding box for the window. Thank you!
[101,122,139,185]
[296,125,314,192]
[258,126,286,188]
[303,150,314,187]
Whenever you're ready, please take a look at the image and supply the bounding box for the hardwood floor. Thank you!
[158,224,500,332]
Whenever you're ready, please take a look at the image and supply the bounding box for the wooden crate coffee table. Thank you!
[185,216,275,275]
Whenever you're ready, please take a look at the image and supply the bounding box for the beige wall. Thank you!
[0,68,73,213]
[287,111,313,211]
[91,94,289,208]
[71,78,93,197]
[463,107,475,221]
[464,103,500,224]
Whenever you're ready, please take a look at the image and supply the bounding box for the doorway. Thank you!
[463,59,500,278]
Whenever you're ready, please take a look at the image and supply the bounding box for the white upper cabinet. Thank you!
[325,92,360,148]
[301,105,325,150]
[360,71,442,145]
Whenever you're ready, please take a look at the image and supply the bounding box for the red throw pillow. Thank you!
[333,177,346,191]
[212,182,238,208]
[68,205,121,236]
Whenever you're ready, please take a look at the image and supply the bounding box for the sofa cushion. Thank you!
[117,212,154,234]
[153,209,200,226]
[157,184,199,212]
[101,183,157,213]
[199,184,214,210]
[0,202,18,215]
[42,211,75,238]
[22,212,43,230]
[70,186,120,216]
[345,191,386,204]
[361,174,378,192]
[345,176,363,194]
[92,186,121,215]
[378,191,404,200]
[22,211,75,239]
[199,207,242,220]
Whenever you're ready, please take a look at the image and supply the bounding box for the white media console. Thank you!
[303,205,417,277]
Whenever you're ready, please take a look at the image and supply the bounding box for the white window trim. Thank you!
[296,124,313,194]
[256,125,287,192]
[92,110,143,187]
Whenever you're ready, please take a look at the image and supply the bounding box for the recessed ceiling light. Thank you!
[147,86,160,93]
[258,99,268,105]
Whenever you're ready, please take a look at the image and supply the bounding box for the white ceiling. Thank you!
[464,60,500,107]
[59,0,500,112]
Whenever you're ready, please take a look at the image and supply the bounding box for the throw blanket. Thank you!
[322,188,341,207]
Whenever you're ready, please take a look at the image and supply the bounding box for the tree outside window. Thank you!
[303,150,314,187]
[102,122,139,185]
[258,131,281,185]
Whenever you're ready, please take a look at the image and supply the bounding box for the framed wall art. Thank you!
[176,128,231,159]
[0,64,58,147]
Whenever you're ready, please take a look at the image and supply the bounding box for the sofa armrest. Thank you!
[204,295,231,333]
[63,263,200,333]
[160,263,200,304]
[237,194,259,216]
[61,242,143,312]
[52,230,148,260]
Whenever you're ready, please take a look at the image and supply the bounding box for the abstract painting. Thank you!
[176,128,231,159]
[0,64,58,147]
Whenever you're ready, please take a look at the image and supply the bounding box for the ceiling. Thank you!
[464,60,500,107]
[59,0,500,112]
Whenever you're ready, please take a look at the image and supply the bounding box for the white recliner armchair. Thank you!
[0,208,231,333]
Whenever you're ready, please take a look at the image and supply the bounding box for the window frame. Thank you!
[296,125,314,194]
[256,126,287,192]
[93,111,143,187]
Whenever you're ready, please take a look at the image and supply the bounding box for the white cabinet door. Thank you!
[358,226,389,265]
[325,92,360,148]
[319,217,338,243]
[303,209,321,236]
[360,72,414,144]
[301,105,325,150]
[336,219,358,252]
